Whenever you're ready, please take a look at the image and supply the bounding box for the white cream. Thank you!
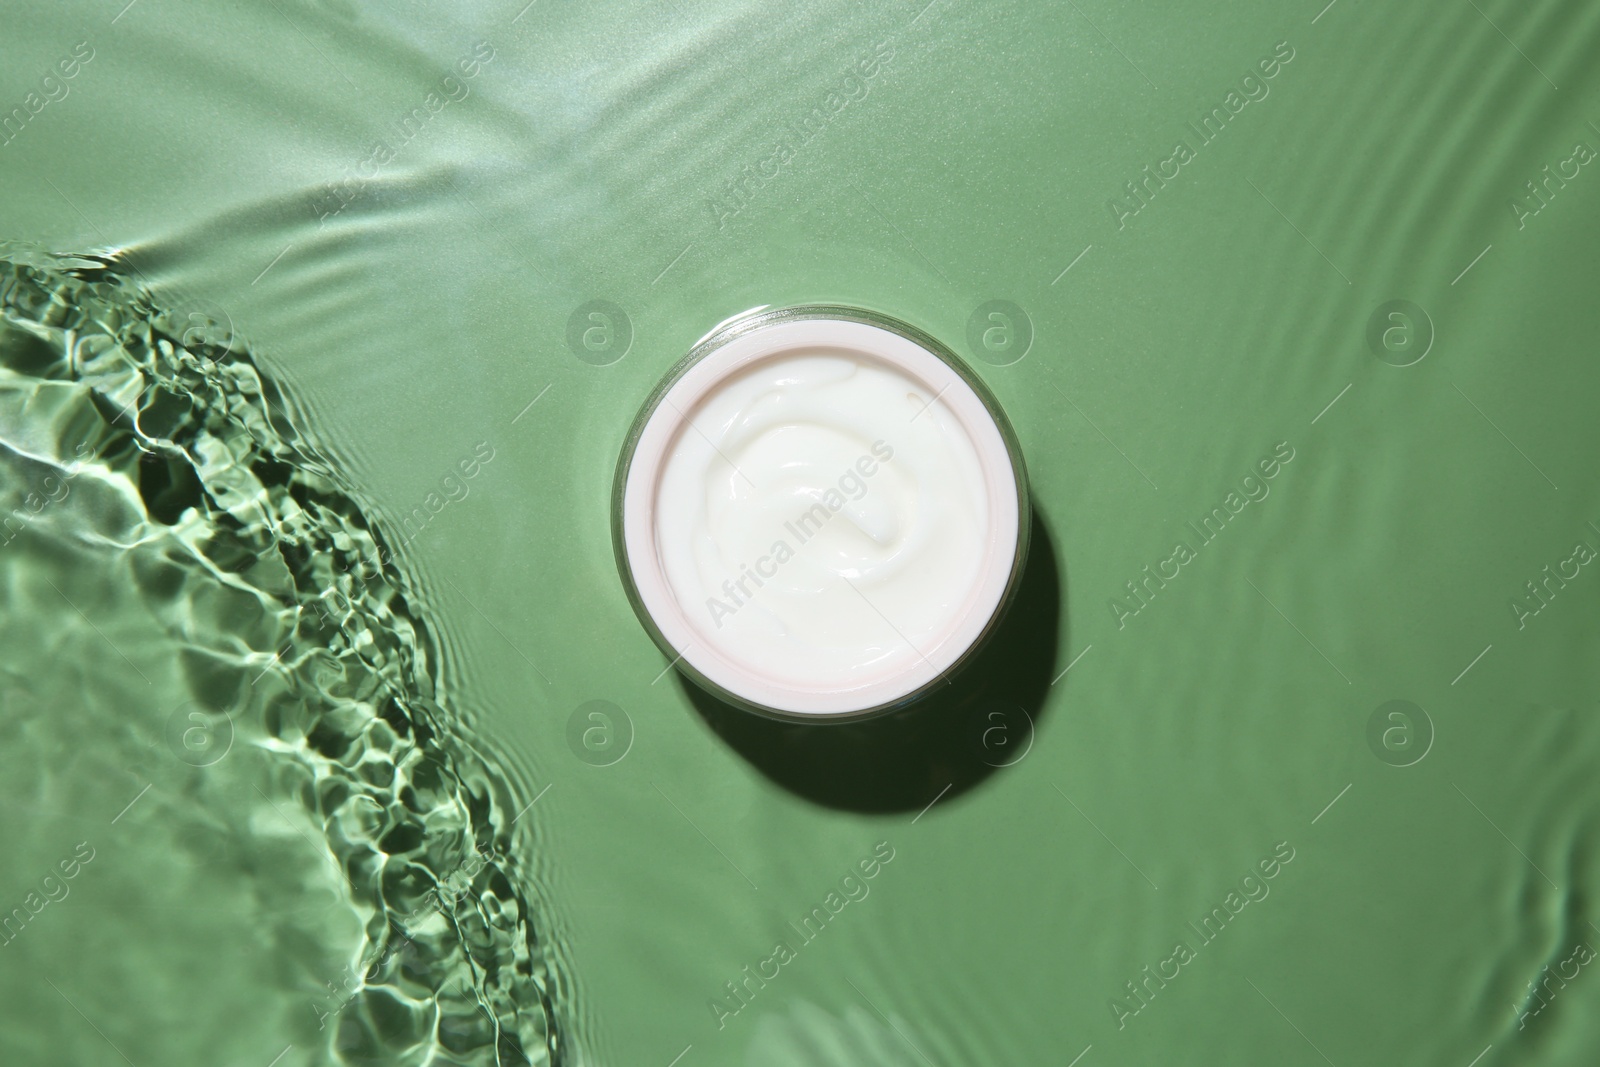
[618,313,1022,717]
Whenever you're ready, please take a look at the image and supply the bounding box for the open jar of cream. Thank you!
[612,306,1029,721]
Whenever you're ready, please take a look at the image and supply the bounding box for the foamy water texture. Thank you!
[0,247,565,1066]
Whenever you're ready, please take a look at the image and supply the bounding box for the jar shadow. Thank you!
[681,507,1064,814]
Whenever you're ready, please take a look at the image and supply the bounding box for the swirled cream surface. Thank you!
[653,349,991,694]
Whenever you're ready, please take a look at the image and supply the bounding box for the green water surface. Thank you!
[2,1,1599,1065]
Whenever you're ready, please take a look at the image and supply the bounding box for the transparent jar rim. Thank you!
[610,304,1032,723]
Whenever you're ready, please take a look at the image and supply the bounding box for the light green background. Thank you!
[3,0,1599,1064]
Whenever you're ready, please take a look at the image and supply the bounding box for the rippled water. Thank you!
[4,0,1600,1065]
[0,248,566,1065]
